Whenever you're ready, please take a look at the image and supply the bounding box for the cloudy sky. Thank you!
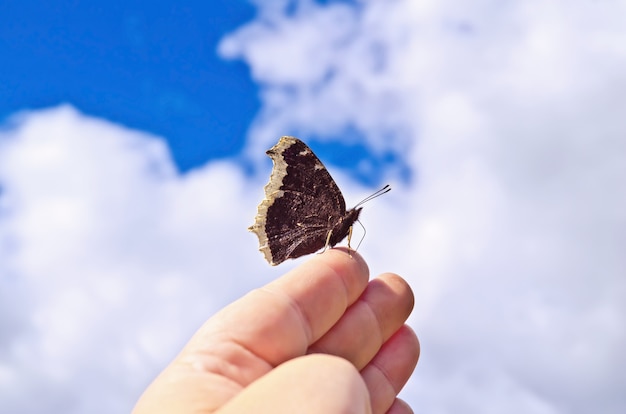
[1,1,625,413]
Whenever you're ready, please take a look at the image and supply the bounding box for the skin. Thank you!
[133,248,419,414]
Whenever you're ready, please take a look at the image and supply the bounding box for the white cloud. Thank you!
[1,1,626,413]
[0,106,279,413]
[221,0,626,413]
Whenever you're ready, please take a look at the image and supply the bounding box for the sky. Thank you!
[1,0,625,413]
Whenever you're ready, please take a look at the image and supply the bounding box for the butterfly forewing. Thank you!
[269,137,347,213]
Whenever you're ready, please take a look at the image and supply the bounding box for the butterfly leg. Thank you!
[318,229,333,255]
[347,225,354,258]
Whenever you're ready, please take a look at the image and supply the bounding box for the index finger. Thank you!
[133,248,370,414]
[188,247,369,366]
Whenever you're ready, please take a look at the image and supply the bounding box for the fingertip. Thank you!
[361,324,420,413]
[295,247,370,305]
[387,398,414,414]
[396,324,420,364]
[376,272,415,315]
[319,247,370,282]
[282,354,373,414]
[219,354,372,414]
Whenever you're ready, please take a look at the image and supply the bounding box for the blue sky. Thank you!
[1,1,625,413]
[1,0,258,170]
[1,0,400,185]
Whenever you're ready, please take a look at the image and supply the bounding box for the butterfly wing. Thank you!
[249,136,349,265]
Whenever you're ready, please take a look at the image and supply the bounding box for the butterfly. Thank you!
[249,136,390,265]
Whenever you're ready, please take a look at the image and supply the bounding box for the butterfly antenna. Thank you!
[354,184,391,208]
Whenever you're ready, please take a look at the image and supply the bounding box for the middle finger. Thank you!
[307,272,414,369]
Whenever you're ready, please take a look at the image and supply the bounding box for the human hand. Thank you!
[133,248,419,413]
